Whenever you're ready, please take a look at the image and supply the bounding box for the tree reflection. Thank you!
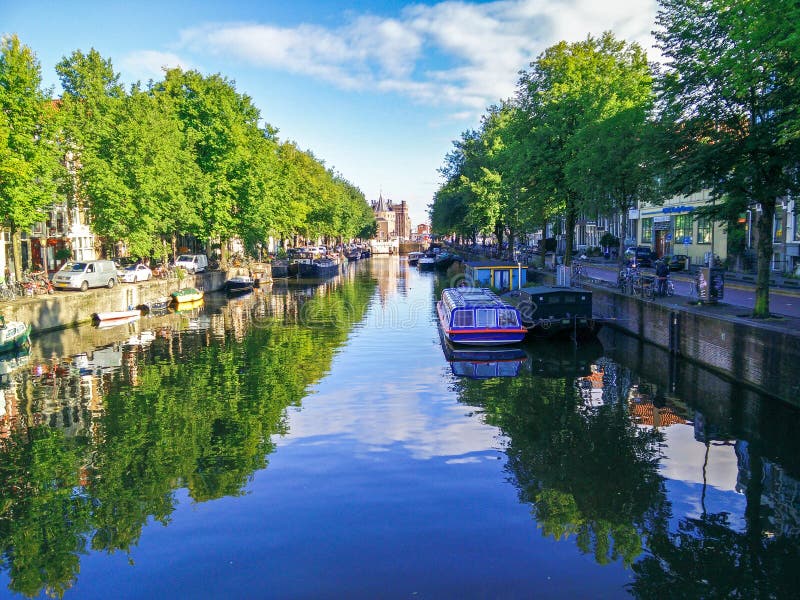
[453,341,667,568]
[0,275,375,597]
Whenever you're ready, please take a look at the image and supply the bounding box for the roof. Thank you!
[441,287,514,309]
[465,260,523,268]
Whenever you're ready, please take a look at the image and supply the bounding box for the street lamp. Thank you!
[256,242,262,262]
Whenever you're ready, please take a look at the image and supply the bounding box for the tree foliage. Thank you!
[654,0,800,317]
[3,39,375,267]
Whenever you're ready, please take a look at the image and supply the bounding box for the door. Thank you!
[655,231,668,258]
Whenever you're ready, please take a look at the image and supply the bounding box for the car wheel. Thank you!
[80,280,89,292]
[108,278,115,289]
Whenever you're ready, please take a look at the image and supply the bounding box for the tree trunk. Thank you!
[753,199,774,318]
[10,226,22,281]
[618,206,629,267]
[564,200,577,267]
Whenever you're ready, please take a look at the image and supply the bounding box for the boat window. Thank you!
[453,309,474,328]
[497,309,519,328]
[547,295,561,303]
[475,309,496,328]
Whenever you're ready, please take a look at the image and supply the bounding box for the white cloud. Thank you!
[119,50,192,84]
[174,0,658,117]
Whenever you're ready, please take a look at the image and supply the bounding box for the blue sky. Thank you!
[3,0,658,226]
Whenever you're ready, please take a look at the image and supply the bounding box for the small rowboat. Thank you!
[92,310,142,327]
[171,287,204,304]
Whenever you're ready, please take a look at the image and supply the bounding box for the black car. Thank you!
[626,246,656,267]
[666,254,689,271]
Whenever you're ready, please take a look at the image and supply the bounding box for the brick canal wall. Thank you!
[3,271,226,334]
[591,286,800,407]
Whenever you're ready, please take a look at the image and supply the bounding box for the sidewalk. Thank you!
[579,257,800,294]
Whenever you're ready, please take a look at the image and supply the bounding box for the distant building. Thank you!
[371,194,412,241]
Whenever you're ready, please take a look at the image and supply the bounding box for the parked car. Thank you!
[53,260,118,291]
[626,246,657,267]
[120,263,152,283]
[174,254,208,273]
[666,254,690,271]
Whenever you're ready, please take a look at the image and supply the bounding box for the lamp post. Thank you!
[257,242,262,262]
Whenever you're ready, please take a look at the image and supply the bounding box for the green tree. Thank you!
[0,35,62,279]
[654,0,800,317]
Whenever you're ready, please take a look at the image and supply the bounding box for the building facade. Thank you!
[634,190,727,266]
[371,194,412,241]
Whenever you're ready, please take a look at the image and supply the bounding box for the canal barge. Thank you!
[436,287,527,346]
[502,286,599,338]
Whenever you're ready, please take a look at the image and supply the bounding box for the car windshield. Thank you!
[124,265,139,271]
[177,255,192,262]
[68,263,86,272]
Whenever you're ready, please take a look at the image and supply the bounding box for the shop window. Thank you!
[674,215,693,241]
[641,218,653,243]
[696,216,712,244]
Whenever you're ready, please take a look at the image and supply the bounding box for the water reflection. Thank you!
[0,259,798,598]
[0,271,376,598]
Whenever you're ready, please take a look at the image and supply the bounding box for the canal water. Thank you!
[1,256,799,598]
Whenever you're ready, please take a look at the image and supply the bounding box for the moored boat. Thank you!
[92,309,142,324]
[311,257,340,278]
[270,259,289,278]
[225,275,255,295]
[501,286,599,338]
[138,296,172,313]
[417,252,436,270]
[407,251,423,266]
[436,287,527,346]
[0,318,32,354]
[171,287,204,304]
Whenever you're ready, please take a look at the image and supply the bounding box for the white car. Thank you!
[120,264,152,283]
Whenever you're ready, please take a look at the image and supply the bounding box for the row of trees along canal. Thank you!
[429,0,800,318]
[0,275,376,598]
[0,36,377,279]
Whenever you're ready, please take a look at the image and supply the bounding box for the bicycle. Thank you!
[0,282,16,302]
[655,276,675,297]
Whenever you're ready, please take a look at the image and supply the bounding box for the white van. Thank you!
[175,254,208,273]
[53,260,118,291]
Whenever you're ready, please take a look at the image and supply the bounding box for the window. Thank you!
[453,310,474,328]
[498,309,519,328]
[475,309,497,328]
[774,212,784,241]
[641,218,653,243]
[795,210,800,241]
[674,215,692,241]
[696,216,712,244]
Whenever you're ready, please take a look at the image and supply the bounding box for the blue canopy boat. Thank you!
[436,287,527,346]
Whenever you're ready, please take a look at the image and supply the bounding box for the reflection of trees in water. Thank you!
[629,440,800,599]
[453,345,667,568]
[0,275,376,598]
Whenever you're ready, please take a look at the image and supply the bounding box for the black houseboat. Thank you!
[502,286,599,338]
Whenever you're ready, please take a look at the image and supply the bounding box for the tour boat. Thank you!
[0,319,32,354]
[436,287,527,346]
[171,287,204,304]
[407,251,423,266]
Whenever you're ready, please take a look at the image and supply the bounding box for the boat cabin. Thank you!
[502,286,596,337]
[465,261,527,291]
